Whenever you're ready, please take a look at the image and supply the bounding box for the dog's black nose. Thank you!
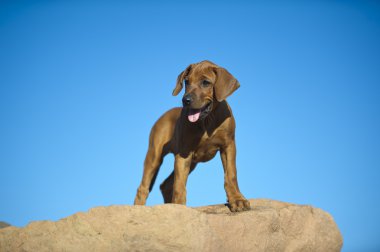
[182,94,192,106]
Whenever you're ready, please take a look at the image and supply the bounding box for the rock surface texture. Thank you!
[0,199,343,252]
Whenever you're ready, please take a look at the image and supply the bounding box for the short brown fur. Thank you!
[134,60,250,212]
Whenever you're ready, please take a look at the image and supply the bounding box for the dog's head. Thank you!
[172,60,240,123]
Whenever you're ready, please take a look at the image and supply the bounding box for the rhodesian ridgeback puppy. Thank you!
[134,60,250,212]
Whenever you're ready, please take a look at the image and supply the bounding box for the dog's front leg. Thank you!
[172,154,192,204]
[220,141,251,212]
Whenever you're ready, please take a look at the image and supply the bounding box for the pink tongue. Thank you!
[188,111,201,122]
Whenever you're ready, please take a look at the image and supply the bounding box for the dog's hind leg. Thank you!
[160,163,197,203]
[134,140,168,205]
[134,108,180,205]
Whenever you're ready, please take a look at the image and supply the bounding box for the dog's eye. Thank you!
[201,80,211,88]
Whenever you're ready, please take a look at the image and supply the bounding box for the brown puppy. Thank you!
[134,60,250,212]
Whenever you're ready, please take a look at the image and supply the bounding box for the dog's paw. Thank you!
[228,199,251,212]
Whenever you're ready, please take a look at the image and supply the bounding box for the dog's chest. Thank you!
[192,133,220,163]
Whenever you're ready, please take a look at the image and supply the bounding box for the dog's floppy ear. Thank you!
[172,64,193,96]
[214,67,240,102]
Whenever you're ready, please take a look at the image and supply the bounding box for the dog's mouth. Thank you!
[186,102,213,123]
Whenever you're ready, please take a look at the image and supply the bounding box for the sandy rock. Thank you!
[0,199,343,252]
[0,222,10,229]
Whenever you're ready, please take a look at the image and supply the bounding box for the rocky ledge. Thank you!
[0,199,343,251]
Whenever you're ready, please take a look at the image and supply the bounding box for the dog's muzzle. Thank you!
[182,94,193,107]
[182,94,213,123]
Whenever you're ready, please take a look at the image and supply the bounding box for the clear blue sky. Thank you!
[1,1,379,251]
